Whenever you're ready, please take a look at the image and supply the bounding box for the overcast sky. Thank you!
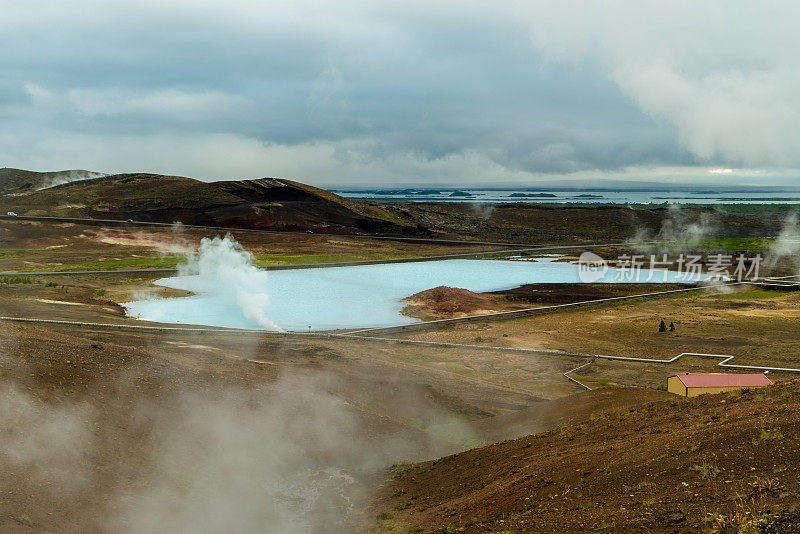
[1,1,798,186]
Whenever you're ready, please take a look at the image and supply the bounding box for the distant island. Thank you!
[369,189,444,195]
[508,192,557,198]
[448,190,474,197]
[654,196,800,202]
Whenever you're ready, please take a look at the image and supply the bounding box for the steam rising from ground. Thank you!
[768,213,800,271]
[37,170,107,190]
[0,385,94,485]
[469,202,496,219]
[631,204,718,253]
[111,373,413,534]
[656,205,717,245]
[0,362,440,532]
[177,234,279,330]
[96,230,193,255]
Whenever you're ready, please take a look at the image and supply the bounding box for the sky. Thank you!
[1,0,798,187]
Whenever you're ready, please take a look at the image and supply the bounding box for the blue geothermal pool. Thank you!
[124,257,707,331]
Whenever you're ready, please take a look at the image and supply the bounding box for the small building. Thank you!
[667,373,773,397]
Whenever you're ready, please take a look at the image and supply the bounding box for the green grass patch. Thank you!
[760,428,784,441]
[22,256,183,272]
[716,288,784,300]
[253,252,418,265]
[0,249,37,258]
[695,237,774,250]
[24,252,460,271]
[691,462,721,479]
[0,275,35,284]
[640,237,774,251]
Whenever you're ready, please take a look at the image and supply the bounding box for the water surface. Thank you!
[125,258,704,331]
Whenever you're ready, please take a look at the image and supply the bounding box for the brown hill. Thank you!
[0,172,416,234]
[0,167,105,195]
[371,381,800,533]
[402,286,503,319]
[3,168,794,244]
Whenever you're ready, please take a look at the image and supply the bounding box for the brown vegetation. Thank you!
[371,380,800,533]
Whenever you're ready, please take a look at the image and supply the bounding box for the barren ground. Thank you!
[2,218,800,533]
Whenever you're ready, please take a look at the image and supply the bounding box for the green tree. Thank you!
[658,320,666,332]
[669,322,675,332]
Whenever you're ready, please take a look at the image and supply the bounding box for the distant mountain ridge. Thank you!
[0,169,417,234]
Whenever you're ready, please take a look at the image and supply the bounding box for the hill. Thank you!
[2,167,794,242]
[0,172,416,234]
[0,167,105,195]
[402,286,502,320]
[370,381,800,533]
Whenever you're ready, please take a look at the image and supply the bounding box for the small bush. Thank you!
[691,462,720,479]
[0,276,34,284]
[760,428,783,441]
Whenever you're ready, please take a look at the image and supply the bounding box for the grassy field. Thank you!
[694,237,775,250]
[9,251,455,272]
[252,252,424,265]
[635,237,776,251]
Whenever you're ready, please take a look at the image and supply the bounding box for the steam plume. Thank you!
[37,170,107,190]
[767,212,800,272]
[178,234,279,330]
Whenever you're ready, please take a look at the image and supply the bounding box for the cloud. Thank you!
[24,85,246,118]
[0,1,797,184]
[524,0,800,167]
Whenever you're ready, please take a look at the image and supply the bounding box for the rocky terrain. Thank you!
[371,380,800,533]
[402,286,504,320]
[3,168,800,533]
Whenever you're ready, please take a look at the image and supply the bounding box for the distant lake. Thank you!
[124,257,709,331]
[332,189,800,205]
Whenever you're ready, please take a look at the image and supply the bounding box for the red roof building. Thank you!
[667,373,773,397]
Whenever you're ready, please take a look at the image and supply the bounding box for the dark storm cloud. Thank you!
[0,1,795,185]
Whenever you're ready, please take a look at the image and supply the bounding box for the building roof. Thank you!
[672,373,773,388]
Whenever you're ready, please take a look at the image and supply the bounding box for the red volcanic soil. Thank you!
[370,381,800,533]
[402,286,505,320]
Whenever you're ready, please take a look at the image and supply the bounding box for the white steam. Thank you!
[469,202,496,220]
[770,213,800,256]
[657,204,716,245]
[767,213,800,272]
[37,170,107,190]
[633,204,717,249]
[178,234,279,330]
[0,384,94,485]
[110,373,409,534]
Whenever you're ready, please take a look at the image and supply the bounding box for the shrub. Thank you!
[691,462,720,479]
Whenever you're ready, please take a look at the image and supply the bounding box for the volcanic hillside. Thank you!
[0,171,416,234]
[3,167,794,243]
[0,167,105,195]
[371,380,800,533]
